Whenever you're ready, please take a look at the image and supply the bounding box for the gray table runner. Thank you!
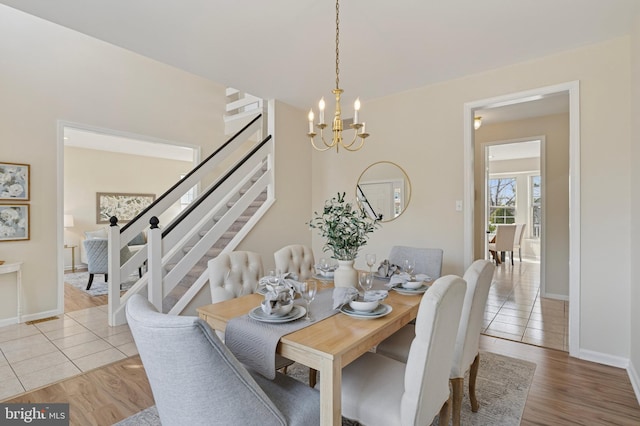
[224,289,338,379]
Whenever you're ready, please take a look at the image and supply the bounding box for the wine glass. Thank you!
[403,259,415,280]
[358,271,374,296]
[299,279,317,321]
[365,254,377,274]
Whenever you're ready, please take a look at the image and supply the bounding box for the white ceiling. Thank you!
[2,0,639,115]
[489,140,540,162]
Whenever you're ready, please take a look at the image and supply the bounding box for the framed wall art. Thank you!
[0,162,30,201]
[96,192,156,224]
[0,204,30,242]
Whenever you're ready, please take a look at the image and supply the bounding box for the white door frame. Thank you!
[463,81,580,356]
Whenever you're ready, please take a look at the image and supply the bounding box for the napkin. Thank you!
[387,273,432,289]
[315,263,337,277]
[363,289,388,302]
[332,287,359,309]
[377,259,400,278]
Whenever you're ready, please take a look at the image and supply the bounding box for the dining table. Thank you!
[196,278,423,426]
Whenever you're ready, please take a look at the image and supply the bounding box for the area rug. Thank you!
[64,271,138,297]
[114,351,535,426]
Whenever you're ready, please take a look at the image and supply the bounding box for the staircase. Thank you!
[105,94,274,326]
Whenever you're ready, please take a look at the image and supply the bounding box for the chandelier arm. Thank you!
[342,136,366,152]
[309,135,334,152]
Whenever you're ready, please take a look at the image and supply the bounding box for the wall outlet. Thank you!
[455,200,463,211]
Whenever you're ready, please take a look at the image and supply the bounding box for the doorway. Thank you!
[463,81,580,356]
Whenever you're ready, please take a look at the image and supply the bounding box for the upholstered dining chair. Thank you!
[126,294,320,426]
[487,224,517,265]
[388,245,443,279]
[340,275,466,426]
[274,244,315,280]
[513,223,527,262]
[83,239,139,290]
[273,244,319,387]
[375,260,495,426]
[208,251,294,372]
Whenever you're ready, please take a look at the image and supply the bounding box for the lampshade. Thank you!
[64,214,75,228]
[474,116,482,130]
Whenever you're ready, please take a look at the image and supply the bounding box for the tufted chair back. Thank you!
[208,251,264,304]
[274,245,315,280]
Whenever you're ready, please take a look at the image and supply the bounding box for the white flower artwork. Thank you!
[0,162,30,201]
[96,192,156,224]
[0,205,29,242]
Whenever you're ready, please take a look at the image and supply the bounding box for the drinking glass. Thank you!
[358,271,374,295]
[403,259,415,280]
[299,279,317,321]
[365,254,377,274]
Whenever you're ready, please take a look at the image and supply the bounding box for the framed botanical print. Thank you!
[0,162,30,201]
[96,192,156,224]
[0,204,30,242]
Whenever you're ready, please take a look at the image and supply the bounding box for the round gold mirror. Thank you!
[356,161,411,222]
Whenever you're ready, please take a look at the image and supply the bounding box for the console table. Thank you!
[0,261,23,324]
[64,244,77,272]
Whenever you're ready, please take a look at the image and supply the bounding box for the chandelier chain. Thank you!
[335,0,340,90]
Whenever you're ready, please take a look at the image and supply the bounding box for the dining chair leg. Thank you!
[438,394,451,426]
[469,353,480,412]
[511,251,514,265]
[519,248,522,262]
[308,368,317,388]
[451,377,464,426]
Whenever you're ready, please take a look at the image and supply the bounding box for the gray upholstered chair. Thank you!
[126,294,320,426]
[340,275,466,426]
[375,260,495,426]
[388,245,443,279]
[274,244,315,280]
[83,238,139,290]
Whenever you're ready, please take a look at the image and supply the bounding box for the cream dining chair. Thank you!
[513,223,527,262]
[375,260,495,426]
[487,224,517,265]
[126,294,320,426]
[340,275,467,426]
[208,251,294,372]
[274,244,315,280]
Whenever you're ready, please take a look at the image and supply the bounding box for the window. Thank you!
[530,175,541,238]
[488,177,516,232]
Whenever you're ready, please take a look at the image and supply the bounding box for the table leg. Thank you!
[319,356,342,425]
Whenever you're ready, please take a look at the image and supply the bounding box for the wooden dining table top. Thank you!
[197,282,423,425]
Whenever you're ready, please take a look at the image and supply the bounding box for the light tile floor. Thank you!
[482,258,569,351]
[0,305,137,400]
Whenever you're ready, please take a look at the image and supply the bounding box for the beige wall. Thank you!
[630,15,640,390]
[312,37,631,359]
[63,146,193,264]
[475,114,569,298]
[0,5,225,321]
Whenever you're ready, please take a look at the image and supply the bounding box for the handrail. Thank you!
[162,134,272,237]
[120,114,263,234]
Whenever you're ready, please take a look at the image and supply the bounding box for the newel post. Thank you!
[107,216,121,326]
[147,216,163,311]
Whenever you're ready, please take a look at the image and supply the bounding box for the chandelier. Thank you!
[307,0,369,152]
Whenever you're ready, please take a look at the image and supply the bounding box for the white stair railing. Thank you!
[106,110,274,326]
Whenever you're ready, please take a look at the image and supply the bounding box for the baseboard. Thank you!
[578,348,629,369]
[628,360,640,406]
[541,291,569,301]
[0,316,19,327]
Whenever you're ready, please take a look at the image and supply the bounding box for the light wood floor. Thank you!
[5,336,640,425]
[4,271,639,425]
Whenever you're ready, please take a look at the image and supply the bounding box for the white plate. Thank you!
[340,303,392,319]
[392,284,430,295]
[248,305,306,323]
